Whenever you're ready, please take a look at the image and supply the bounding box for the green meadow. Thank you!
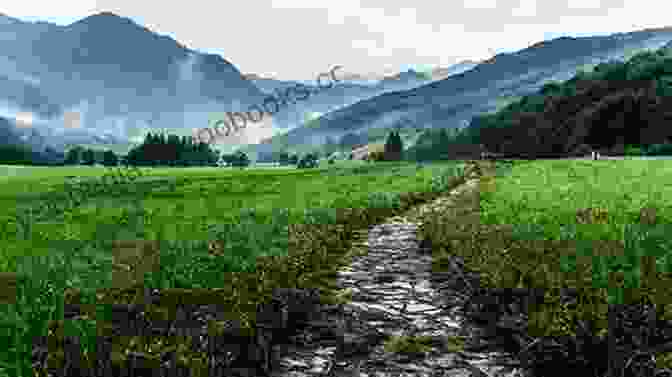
[420,158,672,349]
[7,156,672,374]
[1,161,457,262]
[0,159,469,376]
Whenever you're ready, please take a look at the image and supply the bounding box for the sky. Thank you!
[3,0,671,81]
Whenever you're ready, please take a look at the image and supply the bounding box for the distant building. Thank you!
[350,144,370,160]
[350,143,385,161]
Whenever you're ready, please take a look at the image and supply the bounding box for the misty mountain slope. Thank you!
[268,28,672,150]
[0,73,62,118]
[0,11,268,149]
[0,115,65,164]
[0,11,482,154]
[247,63,481,126]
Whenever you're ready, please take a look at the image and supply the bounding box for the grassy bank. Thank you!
[0,160,471,377]
[419,158,672,372]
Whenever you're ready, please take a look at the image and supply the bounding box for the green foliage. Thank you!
[540,81,563,96]
[124,131,218,167]
[81,148,96,165]
[224,151,251,168]
[0,160,468,376]
[444,44,672,159]
[624,145,646,156]
[297,153,319,169]
[0,144,37,166]
[383,130,404,161]
[645,142,672,156]
[278,151,290,166]
[64,146,83,165]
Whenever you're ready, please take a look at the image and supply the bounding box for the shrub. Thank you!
[297,153,319,169]
[645,143,672,156]
[624,145,645,156]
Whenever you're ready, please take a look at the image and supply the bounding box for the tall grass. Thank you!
[476,158,672,316]
[0,160,468,376]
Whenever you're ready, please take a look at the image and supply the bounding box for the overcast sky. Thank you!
[4,0,671,81]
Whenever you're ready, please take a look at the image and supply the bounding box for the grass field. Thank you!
[0,159,469,376]
[10,157,672,374]
[420,158,672,352]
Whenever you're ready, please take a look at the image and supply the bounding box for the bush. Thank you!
[297,153,319,169]
[645,143,672,156]
[624,145,646,156]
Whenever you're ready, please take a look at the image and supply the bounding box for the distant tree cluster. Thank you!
[277,151,300,166]
[0,144,40,165]
[125,132,219,166]
[405,127,484,162]
[0,144,64,166]
[220,151,250,168]
[63,132,221,167]
[297,152,319,168]
[64,146,119,166]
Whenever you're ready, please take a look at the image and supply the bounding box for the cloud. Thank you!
[9,0,672,98]
[14,112,34,128]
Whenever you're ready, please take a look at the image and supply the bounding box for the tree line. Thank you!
[59,132,324,169]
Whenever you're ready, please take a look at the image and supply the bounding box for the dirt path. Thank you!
[269,169,524,377]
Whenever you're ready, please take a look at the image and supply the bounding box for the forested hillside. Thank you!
[407,46,672,160]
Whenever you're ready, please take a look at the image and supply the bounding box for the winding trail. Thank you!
[270,173,524,377]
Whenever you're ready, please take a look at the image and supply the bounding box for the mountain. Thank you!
[0,11,267,151]
[430,60,480,80]
[0,115,65,165]
[244,73,306,95]
[260,28,672,151]
[242,61,481,147]
[448,43,672,159]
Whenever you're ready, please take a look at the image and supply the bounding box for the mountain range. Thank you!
[248,28,672,158]
[2,11,672,163]
[0,11,267,154]
[0,11,478,158]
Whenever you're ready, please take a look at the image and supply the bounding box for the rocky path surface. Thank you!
[269,176,526,377]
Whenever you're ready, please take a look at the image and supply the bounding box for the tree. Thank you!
[81,148,96,165]
[384,131,403,161]
[219,153,234,166]
[278,151,290,166]
[102,150,119,166]
[0,144,34,165]
[298,153,319,168]
[288,154,299,165]
[229,151,250,168]
[64,146,83,165]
